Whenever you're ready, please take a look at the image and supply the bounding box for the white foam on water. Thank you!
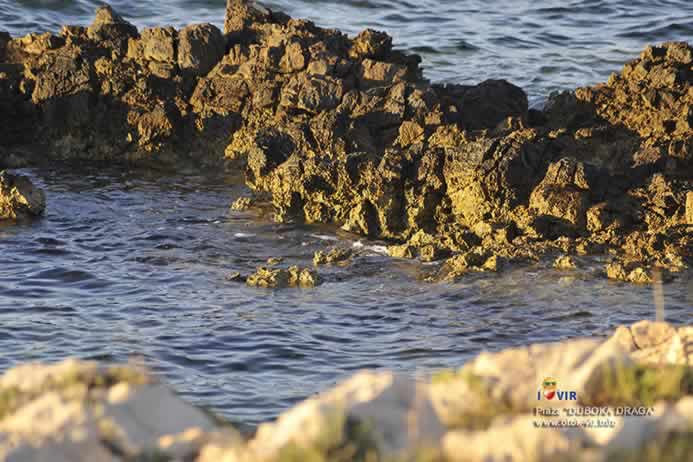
[310,234,338,241]
[367,245,389,255]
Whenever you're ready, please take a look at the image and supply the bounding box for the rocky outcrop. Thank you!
[1,321,691,462]
[0,171,45,220]
[313,247,352,265]
[246,265,319,288]
[0,1,691,283]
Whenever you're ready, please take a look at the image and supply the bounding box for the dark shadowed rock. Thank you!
[436,79,529,130]
[246,127,295,180]
[0,31,9,61]
[178,24,225,76]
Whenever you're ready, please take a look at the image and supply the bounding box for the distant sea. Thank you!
[2,0,692,103]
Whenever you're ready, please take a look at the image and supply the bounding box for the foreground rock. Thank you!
[0,1,691,282]
[1,320,691,462]
[0,171,45,220]
[0,359,226,461]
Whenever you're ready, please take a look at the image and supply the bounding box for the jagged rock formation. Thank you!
[0,1,690,282]
[246,265,319,288]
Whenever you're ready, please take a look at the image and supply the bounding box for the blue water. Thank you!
[0,1,692,426]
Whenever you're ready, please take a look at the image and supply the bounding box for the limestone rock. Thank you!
[579,42,693,143]
[313,247,352,266]
[349,29,392,60]
[443,416,583,462]
[605,320,693,366]
[279,41,307,73]
[437,248,499,279]
[0,359,219,461]
[461,337,631,412]
[554,255,577,270]
[178,23,226,76]
[250,371,445,459]
[529,158,601,230]
[388,243,416,259]
[605,260,662,284]
[280,74,345,113]
[17,32,63,55]
[0,171,46,220]
[230,196,254,211]
[246,265,319,288]
[224,0,272,34]
[0,1,691,283]
[141,27,177,64]
[31,49,93,106]
[438,79,529,130]
[444,130,546,227]
[87,5,138,54]
[397,120,424,146]
[357,58,408,89]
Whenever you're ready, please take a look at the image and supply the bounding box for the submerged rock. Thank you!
[246,265,319,288]
[230,195,254,211]
[605,260,669,284]
[313,247,352,265]
[554,255,577,270]
[0,171,46,220]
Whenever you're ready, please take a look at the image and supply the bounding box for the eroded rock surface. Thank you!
[0,1,691,283]
[0,171,45,220]
[246,265,319,288]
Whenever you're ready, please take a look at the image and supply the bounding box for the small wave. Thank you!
[309,233,339,241]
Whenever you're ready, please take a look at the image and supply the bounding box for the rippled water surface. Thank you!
[1,0,692,426]
[1,0,692,103]
[1,166,691,426]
